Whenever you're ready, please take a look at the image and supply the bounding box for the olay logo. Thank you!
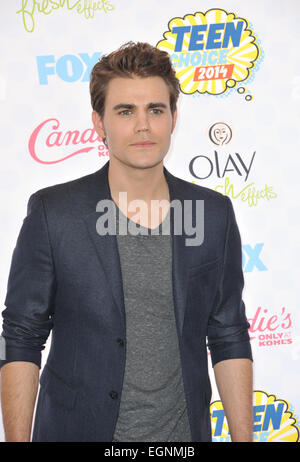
[28,118,108,164]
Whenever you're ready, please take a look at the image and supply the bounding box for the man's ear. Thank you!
[92,111,106,139]
[171,108,178,134]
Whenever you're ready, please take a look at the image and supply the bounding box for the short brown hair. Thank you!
[90,41,180,118]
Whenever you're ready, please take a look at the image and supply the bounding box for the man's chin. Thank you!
[130,159,164,170]
[112,155,165,170]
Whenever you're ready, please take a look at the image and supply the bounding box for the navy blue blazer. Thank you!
[0,160,252,442]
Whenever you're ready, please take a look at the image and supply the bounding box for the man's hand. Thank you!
[213,358,253,442]
[0,361,39,442]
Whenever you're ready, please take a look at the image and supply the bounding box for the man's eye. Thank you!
[150,109,162,114]
[119,110,131,115]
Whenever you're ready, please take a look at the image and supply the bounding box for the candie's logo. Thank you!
[28,118,109,164]
[248,306,293,348]
[211,390,300,442]
[157,9,262,97]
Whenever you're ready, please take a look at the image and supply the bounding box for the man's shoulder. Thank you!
[31,170,96,200]
[169,172,233,235]
[169,171,229,205]
[26,168,100,217]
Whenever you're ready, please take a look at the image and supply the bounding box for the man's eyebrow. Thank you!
[113,103,135,111]
[112,102,168,111]
[147,102,168,109]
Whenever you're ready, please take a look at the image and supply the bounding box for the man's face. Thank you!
[92,75,177,170]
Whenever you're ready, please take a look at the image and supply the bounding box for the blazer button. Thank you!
[109,391,118,400]
[117,338,124,347]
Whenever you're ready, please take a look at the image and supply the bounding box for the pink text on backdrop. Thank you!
[28,118,109,164]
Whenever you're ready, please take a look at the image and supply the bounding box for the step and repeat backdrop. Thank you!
[0,0,299,442]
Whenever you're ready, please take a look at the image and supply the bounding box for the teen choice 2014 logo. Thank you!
[157,8,263,97]
[210,390,300,442]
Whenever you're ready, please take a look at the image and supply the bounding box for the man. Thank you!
[0,42,253,442]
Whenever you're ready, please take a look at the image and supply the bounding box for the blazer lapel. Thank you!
[81,162,125,326]
[164,167,190,337]
[80,161,190,337]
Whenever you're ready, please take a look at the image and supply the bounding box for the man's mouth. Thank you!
[130,141,156,147]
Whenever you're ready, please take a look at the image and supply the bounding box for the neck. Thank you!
[107,157,170,205]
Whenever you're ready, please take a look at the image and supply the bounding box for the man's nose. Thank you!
[135,112,150,132]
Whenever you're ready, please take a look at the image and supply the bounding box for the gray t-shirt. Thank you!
[112,206,192,442]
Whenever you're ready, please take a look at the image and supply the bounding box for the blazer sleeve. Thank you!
[0,192,56,370]
[207,196,253,367]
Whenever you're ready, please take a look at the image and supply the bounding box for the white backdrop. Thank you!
[0,0,299,442]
